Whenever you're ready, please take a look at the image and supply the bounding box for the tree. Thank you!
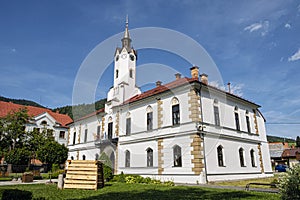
[36,141,68,170]
[99,153,113,181]
[1,108,29,152]
[278,165,300,200]
[296,136,300,148]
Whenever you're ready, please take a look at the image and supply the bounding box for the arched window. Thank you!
[234,106,240,131]
[125,150,130,167]
[41,120,47,126]
[108,117,113,140]
[213,99,220,126]
[146,148,153,167]
[116,69,119,78]
[71,156,74,160]
[250,149,256,167]
[239,148,245,167]
[173,145,182,167]
[126,112,131,135]
[82,155,86,160]
[146,106,153,131]
[172,97,180,125]
[246,110,251,133]
[95,153,99,160]
[217,145,224,167]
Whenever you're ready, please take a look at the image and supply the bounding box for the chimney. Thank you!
[175,73,181,80]
[190,66,199,79]
[56,110,59,113]
[227,82,231,93]
[200,73,208,85]
[156,81,162,87]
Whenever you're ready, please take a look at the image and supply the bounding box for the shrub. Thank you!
[51,169,65,179]
[2,189,32,200]
[112,173,175,186]
[99,153,113,181]
[278,164,300,200]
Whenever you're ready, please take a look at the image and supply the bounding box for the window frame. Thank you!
[59,131,65,139]
[217,145,225,167]
[250,149,256,167]
[125,150,130,168]
[73,132,76,145]
[84,129,88,143]
[146,148,153,167]
[239,148,246,167]
[234,107,240,131]
[108,122,113,140]
[173,145,182,167]
[126,117,131,135]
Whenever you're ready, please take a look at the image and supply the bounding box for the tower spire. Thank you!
[122,15,131,50]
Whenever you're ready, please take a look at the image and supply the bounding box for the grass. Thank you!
[209,174,279,189]
[0,182,280,200]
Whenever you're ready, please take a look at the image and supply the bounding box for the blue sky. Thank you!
[0,0,300,139]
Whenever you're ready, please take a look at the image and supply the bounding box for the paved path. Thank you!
[0,179,58,186]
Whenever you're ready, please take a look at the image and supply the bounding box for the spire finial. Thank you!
[122,15,131,49]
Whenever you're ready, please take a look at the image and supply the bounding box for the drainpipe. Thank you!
[198,84,208,183]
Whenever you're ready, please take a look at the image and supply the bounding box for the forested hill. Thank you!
[53,98,107,120]
[0,96,45,108]
[267,135,296,143]
[1,96,106,120]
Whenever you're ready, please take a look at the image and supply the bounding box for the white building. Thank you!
[0,101,72,146]
[67,20,273,183]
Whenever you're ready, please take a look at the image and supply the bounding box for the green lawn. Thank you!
[0,182,280,200]
[209,174,279,188]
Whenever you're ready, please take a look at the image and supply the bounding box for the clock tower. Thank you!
[106,17,141,110]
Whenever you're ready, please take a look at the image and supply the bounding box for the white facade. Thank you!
[25,112,70,146]
[67,21,273,184]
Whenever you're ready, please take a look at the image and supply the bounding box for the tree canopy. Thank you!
[0,108,68,169]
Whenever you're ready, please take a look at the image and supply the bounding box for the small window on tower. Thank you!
[116,55,119,61]
[129,69,133,78]
[130,54,135,61]
[116,70,119,78]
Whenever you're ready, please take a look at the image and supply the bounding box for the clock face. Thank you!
[121,54,127,59]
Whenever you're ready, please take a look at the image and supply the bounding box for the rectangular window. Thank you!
[235,112,240,131]
[73,132,76,145]
[97,125,101,139]
[147,112,153,130]
[246,116,251,133]
[84,129,88,143]
[108,122,113,140]
[214,106,220,126]
[172,104,180,125]
[59,131,65,139]
[126,118,131,135]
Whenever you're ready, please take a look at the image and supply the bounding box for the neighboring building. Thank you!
[282,147,300,167]
[0,101,73,145]
[268,142,289,167]
[67,20,273,183]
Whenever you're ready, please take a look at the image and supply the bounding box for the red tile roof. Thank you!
[282,148,300,158]
[0,101,73,126]
[123,77,198,105]
[121,77,259,107]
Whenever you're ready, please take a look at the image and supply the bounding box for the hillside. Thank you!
[53,98,107,120]
[267,135,296,143]
[0,96,45,108]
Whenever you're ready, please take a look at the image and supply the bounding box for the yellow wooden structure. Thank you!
[64,160,104,190]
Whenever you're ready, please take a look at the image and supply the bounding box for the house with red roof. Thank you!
[67,20,272,184]
[0,101,73,145]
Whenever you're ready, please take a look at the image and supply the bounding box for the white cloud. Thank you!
[284,23,291,29]
[288,49,300,62]
[244,21,269,36]
[11,48,16,53]
[244,23,262,32]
